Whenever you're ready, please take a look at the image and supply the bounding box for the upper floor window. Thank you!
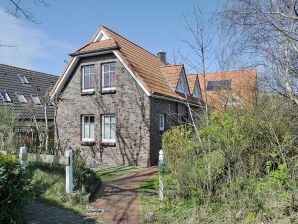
[16,92,27,103]
[102,63,116,90]
[31,94,41,105]
[159,114,165,131]
[0,91,11,102]
[82,115,95,142]
[82,65,95,92]
[18,74,29,85]
[102,114,116,142]
[207,80,231,91]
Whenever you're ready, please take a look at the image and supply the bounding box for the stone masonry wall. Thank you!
[56,53,151,166]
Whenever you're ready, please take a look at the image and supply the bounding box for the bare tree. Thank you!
[223,0,298,106]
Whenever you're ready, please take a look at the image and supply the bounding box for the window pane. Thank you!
[90,116,94,123]
[104,124,110,139]
[111,123,116,139]
[90,65,95,74]
[84,116,89,123]
[110,63,115,71]
[104,116,110,124]
[90,123,95,139]
[110,71,116,87]
[104,72,109,87]
[103,65,109,73]
[84,123,89,138]
[110,116,115,124]
[84,74,90,89]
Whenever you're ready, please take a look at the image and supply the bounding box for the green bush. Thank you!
[0,152,27,223]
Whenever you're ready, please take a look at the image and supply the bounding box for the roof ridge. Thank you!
[0,63,57,77]
[102,26,167,64]
[187,68,256,76]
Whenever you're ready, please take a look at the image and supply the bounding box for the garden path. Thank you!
[89,167,157,224]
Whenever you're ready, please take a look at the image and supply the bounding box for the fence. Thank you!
[0,147,73,194]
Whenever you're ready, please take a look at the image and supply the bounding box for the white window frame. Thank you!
[159,114,165,131]
[82,65,95,92]
[18,74,29,84]
[101,63,116,91]
[16,92,27,103]
[81,115,95,142]
[102,114,116,142]
[30,94,41,105]
[0,92,11,102]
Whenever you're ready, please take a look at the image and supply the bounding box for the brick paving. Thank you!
[90,167,157,224]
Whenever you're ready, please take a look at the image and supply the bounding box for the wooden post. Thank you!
[65,149,73,194]
[19,146,27,170]
[158,150,164,201]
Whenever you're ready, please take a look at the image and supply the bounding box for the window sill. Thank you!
[81,90,95,95]
[101,88,116,94]
[100,141,116,147]
[80,141,96,146]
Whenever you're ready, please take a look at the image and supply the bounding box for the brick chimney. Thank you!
[157,50,166,63]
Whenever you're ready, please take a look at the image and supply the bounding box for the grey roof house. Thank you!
[0,64,58,124]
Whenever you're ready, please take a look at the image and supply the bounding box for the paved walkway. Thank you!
[90,167,157,224]
[24,202,99,224]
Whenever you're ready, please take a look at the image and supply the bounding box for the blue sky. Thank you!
[0,0,219,75]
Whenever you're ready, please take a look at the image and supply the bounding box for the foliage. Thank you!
[0,108,17,152]
[157,100,298,223]
[0,152,28,224]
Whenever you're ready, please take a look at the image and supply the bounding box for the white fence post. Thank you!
[65,149,73,194]
[19,146,27,170]
[158,150,164,201]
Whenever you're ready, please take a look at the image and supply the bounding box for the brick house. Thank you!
[51,26,202,166]
[187,69,257,112]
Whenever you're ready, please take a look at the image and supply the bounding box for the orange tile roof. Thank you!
[187,69,257,111]
[75,39,118,53]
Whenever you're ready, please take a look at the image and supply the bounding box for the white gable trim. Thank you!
[93,29,109,42]
[113,50,151,96]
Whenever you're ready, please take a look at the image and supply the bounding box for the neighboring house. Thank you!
[51,26,202,166]
[0,64,58,144]
[187,69,257,112]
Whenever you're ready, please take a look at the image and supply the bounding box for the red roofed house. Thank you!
[187,69,257,112]
[51,27,202,166]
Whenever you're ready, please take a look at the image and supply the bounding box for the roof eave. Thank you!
[69,46,119,57]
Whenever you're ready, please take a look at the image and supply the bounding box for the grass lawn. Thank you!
[93,165,138,183]
[138,174,160,223]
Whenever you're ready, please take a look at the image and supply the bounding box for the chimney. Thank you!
[157,50,166,63]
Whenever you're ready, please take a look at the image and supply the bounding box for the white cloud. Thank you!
[0,6,72,74]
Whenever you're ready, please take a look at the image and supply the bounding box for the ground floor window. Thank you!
[102,114,116,142]
[82,115,95,141]
[159,114,165,131]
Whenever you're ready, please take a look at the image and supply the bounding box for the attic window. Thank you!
[207,80,231,91]
[176,78,185,94]
[19,74,30,84]
[16,92,27,103]
[193,84,202,99]
[31,95,41,105]
[0,92,11,102]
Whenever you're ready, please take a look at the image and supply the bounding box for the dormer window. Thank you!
[226,95,242,106]
[207,80,231,91]
[82,65,95,92]
[0,92,11,102]
[31,95,41,105]
[176,78,184,94]
[19,74,30,85]
[102,63,116,90]
[193,83,202,99]
[16,92,27,103]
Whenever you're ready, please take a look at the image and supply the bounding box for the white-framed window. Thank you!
[82,65,95,92]
[102,114,116,142]
[82,115,95,142]
[102,63,116,90]
[16,92,27,103]
[0,91,11,102]
[30,95,41,105]
[159,114,165,131]
[18,74,30,84]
